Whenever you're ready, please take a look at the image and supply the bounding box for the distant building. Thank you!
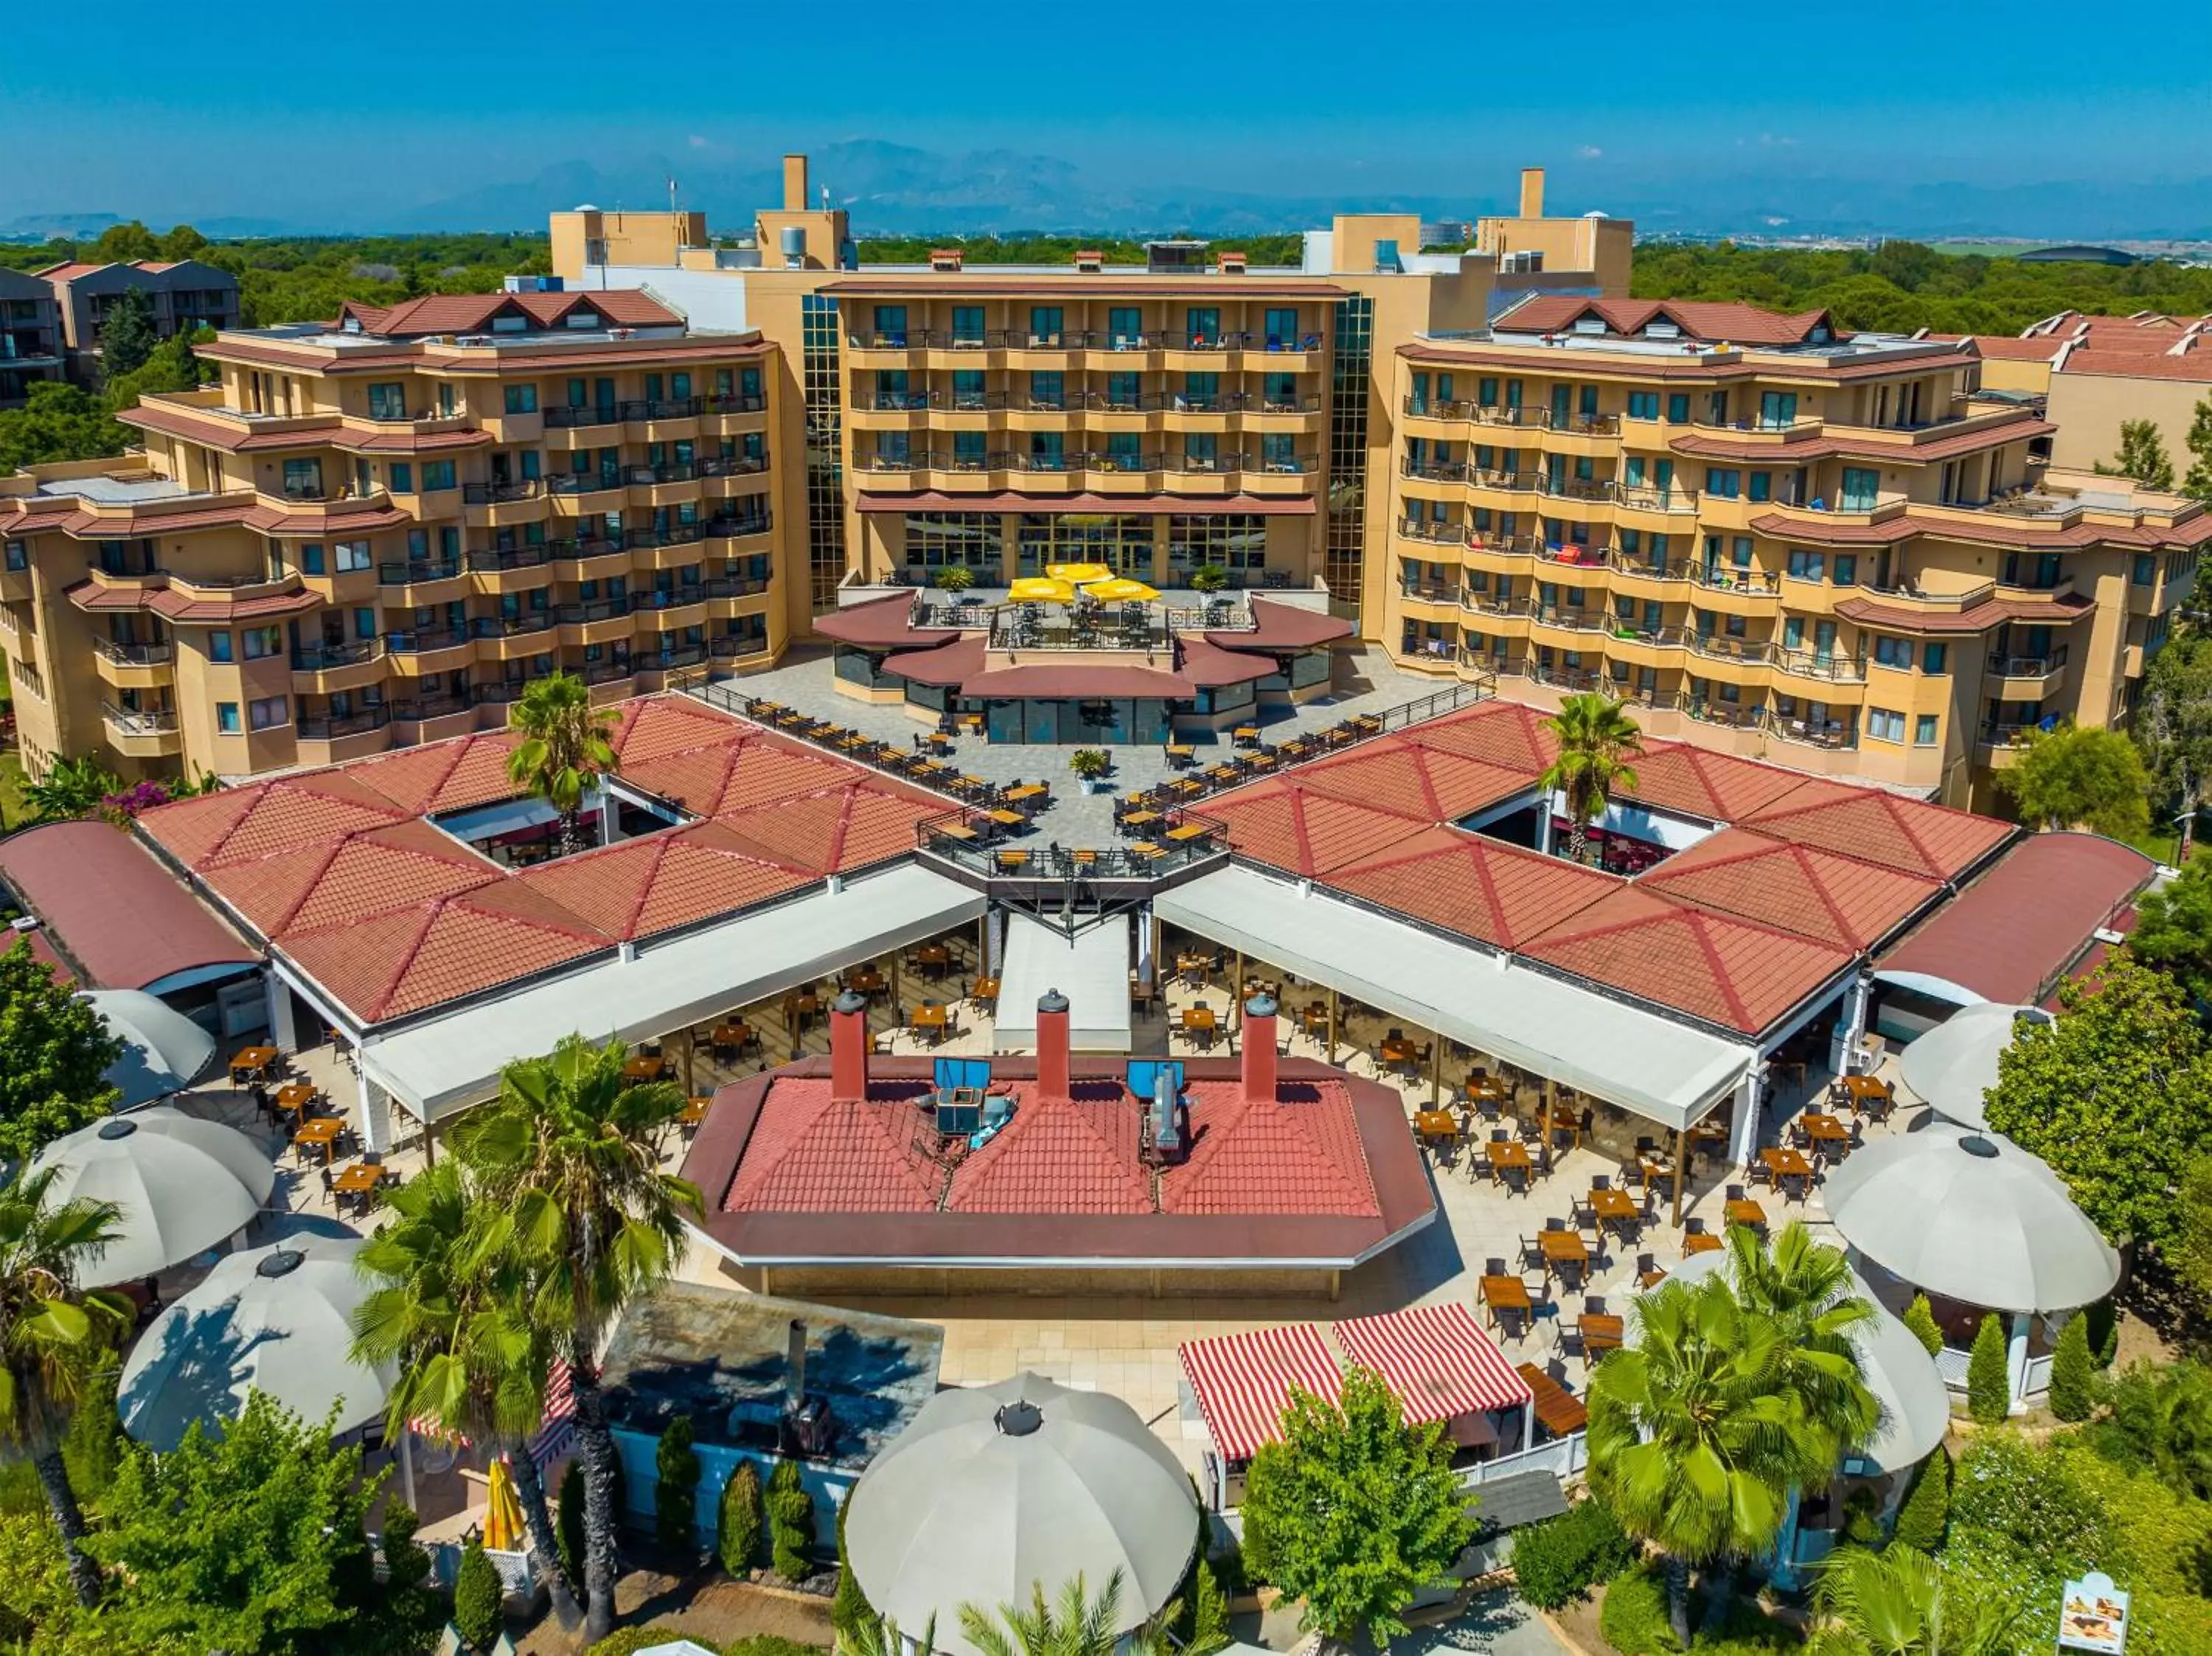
[1945,310,2212,474]
[0,268,63,406]
[35,259,240,383]
[2019,245,2140,267]
[1421,220,1474,249]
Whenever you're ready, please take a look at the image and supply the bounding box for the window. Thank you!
[212,701,241,734]
[1626,392,1659,420]
[1788,549,1824,581]
[871,305,907,344]
[1029,370,1065,410]
[904,512,1001,571]
[2133,553,2158,585]
[1105,371,1140,410]
[1,540,21,571]
[1922,642,1947,675]
[242,625,282,659]
[1028,307,1064,345]
[1478,378,1498,407]
[1185,307,1221,344]
[281,458,323,498]
[421,460,456,491]
[503,383,538,414]
[1748,470,1771,503]
[1874,636,1913,669]
[1759,391,1798,429]
[1867,708,1906,743]
[1666,392,1689,423]
[207,630,233,663]
[248,695,289,731]
[1107,307,1141,347]
[299,543,325,575]
[951,306,985,345]
[388,462,413,493]
[335,540,371,573]
[1916,714,1940,746]
[367,382,408,420]
[1705,467,1741,499]
[1834,555,1857,585]
[1264,307,1299,346]
[1840,467,1880,511]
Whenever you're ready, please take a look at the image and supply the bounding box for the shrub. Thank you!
[718,1460,764,1576]
[453,1537,503,1652]
[2084,1297,2121,1367]
[1967,1314,2011,1426]
[1598,1562,1675,1655]
[1841,1486,1885,1548]
[933,565,974,594]
[1189,1559,1231,1656]
[1510,1498,1636,1610]
[380,1502,431,1593]
[2050,1315,2098,1422]
[766,1458,815,1582]
[1891,1450,1950,1554]
[655,1415,701,1554]
[584,1630,704,1656]
[831,1489,872,1633]
[726,1638,823,1656]
[1902,1293,1944,1357]
[556,1458,586,1593]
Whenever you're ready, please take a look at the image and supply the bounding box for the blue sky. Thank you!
[6,0,2208,226]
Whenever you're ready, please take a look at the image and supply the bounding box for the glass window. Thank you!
[1264,307,1298,346]
[1834,554,1857,585]
[367,382,408,420]
[1748,470,1771,502]
[242,625,282,658]
[950,305,985,344]
[1788,549,1824,580]
[1626,392,1658,420]
[1915,714,1940,746]
[281,457,323,498]
[335,540,371,573]
[216,702,240,734]
[388,462,413,493]
[1874,635,1912,669]
[1840,467,1880,510]
[1921,641,1947,675]
[503,383,538,414]
[1107,307,1141,347]
[207,630,233,663]
[1184,307,1221,344]
[248,695,289,731]
[952,369,987,408]
[1866,708,1905,743]
[1666,392,1689,422]
[421,460,456,490]
[871,305,907,344]
[1705,468,1741,499]
[903,512,1001,571]
[1028,307,1064,345]
[299,543,326,575]
[1029,370,1065,409]
[2133,553,2158,585]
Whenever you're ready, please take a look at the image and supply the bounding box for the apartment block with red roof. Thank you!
[36,257,239,380]
[1383,295,2208,810]
[0,287,792,783]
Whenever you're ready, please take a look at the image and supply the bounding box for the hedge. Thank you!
[1511,1498,1635,1609]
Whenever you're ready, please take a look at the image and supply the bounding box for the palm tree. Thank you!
[1537,692,1644,864]
[449,1034,700,1644]
[1725,1220,1882,1458]
[838,1610,936,1656]
[351,1161,583,1630]
[1588,1273,1874,1648]
[1809,1545,2017,1655]
[0,1168,132,1606]
[960,1570,1173,1656]
[505,672,618,857]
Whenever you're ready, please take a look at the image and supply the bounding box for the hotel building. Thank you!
[0,287,783,780]
[1377,296,2209,808]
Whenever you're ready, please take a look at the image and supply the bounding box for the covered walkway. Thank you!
[992,912,1133,1052]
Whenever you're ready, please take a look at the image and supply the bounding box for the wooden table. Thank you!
[1301,1006,1329,1036]
[1003,784,1048,809]
[1232,725,1261,747]
[333,1162,390,1197]
[1181,1007,1217,1034]
[995,849,1031,871]
[1842,1074,1894,1110]
[970,976,1000,1004]
[1164,744,1195,762]
[849,969,885,994]
[1588,1187,1640,1225]
[1245,753,1279,773]
[294,1116,344,1163]
[1760,1146,1814,1187]
[911,1004,950,1038]
[1165,823,1212,843]
[1380,1038,1416,1068]
[1413,1110,1461,1145]
[915,944,950,968]
[1725,1197,1770,1229]
[934,822,980,843]
[624,1054,666,1082]
[1175,953,1213,979]
[711,1020,751,1048]
[985,808,1025,829]
[1485,1140,1532,1181]
[1481,1274,1531,1324]
[229,1046,278,1082]
[1682,1231,1725,1255]
[1579,1314,1625,1357]
[1802,1111,1852,1147]
[679,1096,709,1127]
[1466,1076,1510,1104]
[1517,1363,1588,1435]
[1121,810,1163,832]
[274,1080,320,1117]
[1538,1231,1590,1271]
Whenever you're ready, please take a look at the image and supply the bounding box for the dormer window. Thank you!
[341,316,363,333]
[565,310,600,329]
[1645,320,1680,339]
[1572,316,1605,335]
[490,313,529,333]
[1810,325,1832,344]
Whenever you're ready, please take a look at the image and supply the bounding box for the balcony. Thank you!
[292,638,389,692]
[1400,459,1469,484]
[1398,518,1472,549]
[385,626,472,658]
[1772,647,1868,684]
[389,693,471,726]
[545,403,622,431]
[705,513,773,543]
[1986,648,2068,695]
[703,392,768,417]
[467,545,555,577]
[461,480,543,507]
[91,639,175,689]
[470,614,557,641]
[101,703,181,758]
[296,707,394,742]
[1615,484,1702,515]
[378,557,463,588]
[698,453,771,481]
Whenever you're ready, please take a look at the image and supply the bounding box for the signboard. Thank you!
[2059,1572,2129,1654]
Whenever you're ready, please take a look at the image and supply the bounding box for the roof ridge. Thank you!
[360,901,445,1021]
[1674,903,1755,1030]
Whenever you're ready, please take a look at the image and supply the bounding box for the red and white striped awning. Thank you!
[1331,1303,1533,1425]
[1178,1323,1343,1464]
[410,1357,580,1469]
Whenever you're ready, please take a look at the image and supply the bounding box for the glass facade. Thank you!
[1326,296,1374,613]
[801,294,844,610]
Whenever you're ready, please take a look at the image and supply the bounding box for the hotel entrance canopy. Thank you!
[1155,863,1753,1130]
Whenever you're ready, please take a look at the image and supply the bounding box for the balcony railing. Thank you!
[698,453,770,478]
[1691,566,1782,595]
[462,479,543,505]
[102,703,177,734]
[1773,647,1868,683]
[1472,469,1540,493]
[1399,518,1472,547]
[631,589,709,614]
[856,449,1314,476]
[378,557,462,586]
[580,660,635,686]
[385,627,470,655]
[704,392,767,415]
[1688,633,1773,666]
[469,614,557,640]
[1988,649,2068,676]
[297,707,392,740]
[291,639,385,672]
[1617,485,1701,512]
[557,600,627,625]
[467,546,554,574]
[91,639,173,666]
[549,473,622,495]
[389,694,469,722]
[706,513,773,540]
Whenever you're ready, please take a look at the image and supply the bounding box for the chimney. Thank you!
[1216,250,1248,275]
[782,153,810,213]
[1074,249,1104,273]
[785,1318,808,1408]
[1036,989,1071,1100]
[1242,992,1279,1102]
[929,248,964,272]
[829,988,870,1101]
[1520,167,1546,219]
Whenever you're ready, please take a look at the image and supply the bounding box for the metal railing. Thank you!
[291,639,385,671]
[461,479,543,506]
[854,449,1316,476]
[91,639,173,666]
[917,807,1234,884]
[384,627,470,655]
[297,707,392,740]
[378,557,462,586]
[1988,649,2067,676]
[467,546,553,574]
[389,695,468,722]
[101,703,177,734]
[469,613,557,640]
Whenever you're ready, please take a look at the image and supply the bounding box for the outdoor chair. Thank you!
[1725,1183,1747,1204]
[1486,1256,1509,1278]
[1636,1253,1666,1290]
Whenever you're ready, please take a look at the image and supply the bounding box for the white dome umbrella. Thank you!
[1822,1121,2118,1315]
[845,1372,1200,1656]
[27,1107,276,1285]
[79,989,219,1109]
[1639,1248,1949,1475]
[117,1235,394,1450]
[1896,1003,2051,1133]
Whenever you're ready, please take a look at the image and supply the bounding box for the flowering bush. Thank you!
[97,782,172,824]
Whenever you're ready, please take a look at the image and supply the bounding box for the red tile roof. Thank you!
[1740,781,2015,882]
[1400,699,1559,773]
[1161,1080,1379,1216]
[335,290,679,339]
[723,1087,947,1214]
[1289,736,1534,823]
[1521,887,1856,1034]
[1632,828,1941,953]
[1496,295,1842,347]
[0,821,257,992]
[200,818,498,938]
[1204,780,1436,877]
[1324,826,1617,950]
[1620,742,1810,822]
[947,1089,1155,1215]
[515,822,815,943]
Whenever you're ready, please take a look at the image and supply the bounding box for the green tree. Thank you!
[0,1169,129,1607]
[2176,1156,2212,1318]
[505,672,619,857]
[0,939,122,1165]
[1239,1365,1472,1644]
[838,1610,936,1656]
[959,1570,1166,1656]
[718,1458,763,1576]
[832,1483,872,1632]
[1891,1451,1950,1554]
[0,383,129,474]
[2048,1316,2098,1423]
[1966,1315,2011,1426]
[2099,419,2176,490]
[2129,630,2212,824]
[154,224,209,262]
[450,1033,698,1643]
[2184,394,2212,502]
[86,1392,382,1653]
[2090,1360,2212,1499]
[1808,1545,2016,1655]
[90,223,159,265]
[765,1456,813,1582]
[1187,564,1228,595]
[1539,692,1644,863]
[1984,956,2212,1252]
[1587,1273,1874,1647]
[380,1500,431,1594]
[21,755,122,824]
[1725,1220,1881,1451]
[2132,852,2212,1006]
[1994,722,2152,841]
[1186,1558,1230,1656]
[100,329,203,413]
[453,1535,503,1652]
[655,1414,700,1554]
[349,1158,584,1630]
[97,288,158,380]
[1902,1295,1944,1357]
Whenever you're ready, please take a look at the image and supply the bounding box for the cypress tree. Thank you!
[2048,1315,2098,1422]
[1967,1313,2011,1425]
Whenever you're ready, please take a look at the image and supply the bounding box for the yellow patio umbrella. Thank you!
[1083,577,1160,602]
[1009,577,1077,603]
[483,1455,526,1552]
[1045,562,1114,585]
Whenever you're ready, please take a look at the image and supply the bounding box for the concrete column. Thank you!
[1731,1064,1764,1167]
[355,1065,394,1158]
[1535,796,1555,856]
[1828,972,1871,1075]
[264,970,299,1051]
[2007,1310,2032,1411]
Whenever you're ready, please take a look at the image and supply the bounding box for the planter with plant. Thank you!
[934,566,975,594]
[1068,748,1113,794]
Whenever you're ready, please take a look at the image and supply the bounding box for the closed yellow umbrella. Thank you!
[484,1455,526,1551]
[1083,577,1160,602]
[1009,577,1077,603]
[1045,562,1114,585]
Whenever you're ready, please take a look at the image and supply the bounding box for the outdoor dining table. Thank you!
[970,976,1000,1006]
[1380,1037,1416,1072]
[1725,1196,1770,1229]
[1004,784,1048,810]
[229,1046,278,1084]
[985,808,1026,829]
[679,1096,709,1129]
[1165,823,1213,844]
[293,1116,343,1163]
[1413,1110,1460,1146]
[1588,1187,1641,1229]
[1466,1076,1510,1104]
[1538,1230,1590,1273]
[1802,1111,1852,1149]
[1759,1145,1815,1195]
[995,848,1031,871]
[624,1054,666,1082]
[1517,1363,1589,1435]
[916,943,951,967]
[935,821,981,843]
[1842,1074,1895,1113]
[911,1004,950,1041]
[1301,1004,1329,1037]
[1579,1314,1626,1360]
[1480,1274,1531,1329]
[333,1162,391,1196]
[1485,1139,1532,1183]
[711,1020,751,1048]
[1121,810,1163,832]
[1682,1231,1725,1255]
[1245,753,1279,773]
[274,1080,320,1118]
[1232,725,1262,747]
[849,968,886,994]
[1175,952,1213,981]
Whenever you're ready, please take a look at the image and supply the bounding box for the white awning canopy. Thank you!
[360,863,985,1121]
[1155,864,1752,1130]
[994,913,1133,1051]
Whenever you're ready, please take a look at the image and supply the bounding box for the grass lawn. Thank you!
[0,751,26,832]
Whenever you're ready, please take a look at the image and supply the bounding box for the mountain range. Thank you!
[7,139,2211,243]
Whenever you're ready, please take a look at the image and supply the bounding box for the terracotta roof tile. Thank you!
[1619,742,1809,822]
[1496,295,1841,347]
[1326,826,1618,950]
[1635,828,1941,952]
[1161,1081,1378,1217]
[608,698,757,767]
[514,821,814,942]
[139,773,413,872]
[712,782,942,875]
[1401,700,1559,773]
[347,733,522,816]
[1203,780,1435,877]
[202,818,495,937]
[1522,887,1854,1034]
[1290,737,1534,822]
[947,1089,1154,1215]
[1741,780,2015,881]
[723,1085,947,1213]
